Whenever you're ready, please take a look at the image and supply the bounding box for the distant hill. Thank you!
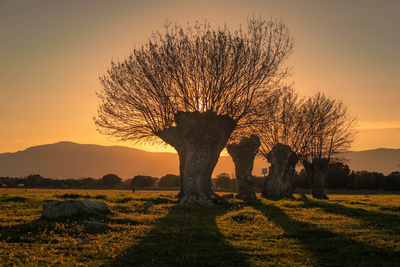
[345,148,400,175]
[0,142,398,179]
[0,141,248,179]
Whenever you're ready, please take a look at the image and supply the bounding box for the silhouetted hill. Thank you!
[0,142,398,179]
[0,141,252,179]
[345,148,400,175]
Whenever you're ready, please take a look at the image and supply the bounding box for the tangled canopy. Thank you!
[95,18,293,145]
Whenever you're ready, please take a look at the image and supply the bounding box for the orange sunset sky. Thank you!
[0,0,399,153]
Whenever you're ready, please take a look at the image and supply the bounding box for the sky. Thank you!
[0,0,399,153]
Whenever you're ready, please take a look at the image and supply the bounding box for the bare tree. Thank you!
[256,87,313,158]
[251,89,356,199]
[300,92,357,199]
[251,87,310,198]
[95,18,293,205]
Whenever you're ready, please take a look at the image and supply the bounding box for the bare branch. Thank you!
[94,18,293,145]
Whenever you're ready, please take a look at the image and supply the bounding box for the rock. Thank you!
[82,199,109,212]
[116,218,139,225]
[143,201,154,210]
[42,200,109,220]
[82,217,98,224]
[42,200,87,220]
[221,194,235,200]
[79,239,91,245]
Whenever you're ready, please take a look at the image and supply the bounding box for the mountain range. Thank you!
[0,141,398,179]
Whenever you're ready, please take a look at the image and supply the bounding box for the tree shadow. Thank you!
[0,216,112,243]
[249,200,400,266]
[0,218,61,243]
[297,198,400,234]
[106,205,250,267]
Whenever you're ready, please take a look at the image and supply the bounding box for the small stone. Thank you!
[221,194,234,200]
[80,239,91,245]
[117,218,139,225]
[144,201,154,210]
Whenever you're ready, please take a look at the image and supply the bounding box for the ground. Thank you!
[0,189,399,266]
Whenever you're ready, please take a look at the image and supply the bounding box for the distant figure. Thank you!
[132,187,135,193]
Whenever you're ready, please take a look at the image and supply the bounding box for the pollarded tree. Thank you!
[256,87,314,158]
[251,87,312,198]
[251,89,356,200]
[227,134,260,200]
[300,92,357,199]
[95,18,293,205]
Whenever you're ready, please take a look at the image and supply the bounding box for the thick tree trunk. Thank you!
[157,111,236,205]
[262,143,298,199]
[176,150,186,200]
[310,158,329,199]
[227,135,260,200]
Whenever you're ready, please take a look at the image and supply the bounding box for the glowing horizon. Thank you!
[0,0,399,154]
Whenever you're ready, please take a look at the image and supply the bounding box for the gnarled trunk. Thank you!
[262,143,298,199]
[310,158,329,199]
[227,135,260,200]
[157,111,236,205]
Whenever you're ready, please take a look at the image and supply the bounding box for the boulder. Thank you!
[300,193,307,199]
[79,239,91,245]
[82,199,109,212]
[42,200,109,220]
[221,194,235,200]
[115,218,139,225]
[143,201,155,210]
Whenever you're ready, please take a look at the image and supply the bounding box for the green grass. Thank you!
[0,189,399,266]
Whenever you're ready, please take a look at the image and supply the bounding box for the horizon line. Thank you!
[1,140,399,155]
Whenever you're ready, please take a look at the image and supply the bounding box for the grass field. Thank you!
[0,189,399,266]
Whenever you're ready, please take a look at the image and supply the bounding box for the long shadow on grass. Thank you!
[107,205,250,267]
[297,198,400,235]
[250,199,400,266]
[0,216,117,243]
[0,219,59,243]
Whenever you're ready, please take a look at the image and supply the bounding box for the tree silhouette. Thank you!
[227,135,260,200]
[159,174,180,187]
[250,87,311,199]
[300,92,357,198]
[256,87,313,158]
[214,173,234,191]
[101,174,122,187]
[131,175,156,188]
[252,90,356,199]
[95,18,293,205]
